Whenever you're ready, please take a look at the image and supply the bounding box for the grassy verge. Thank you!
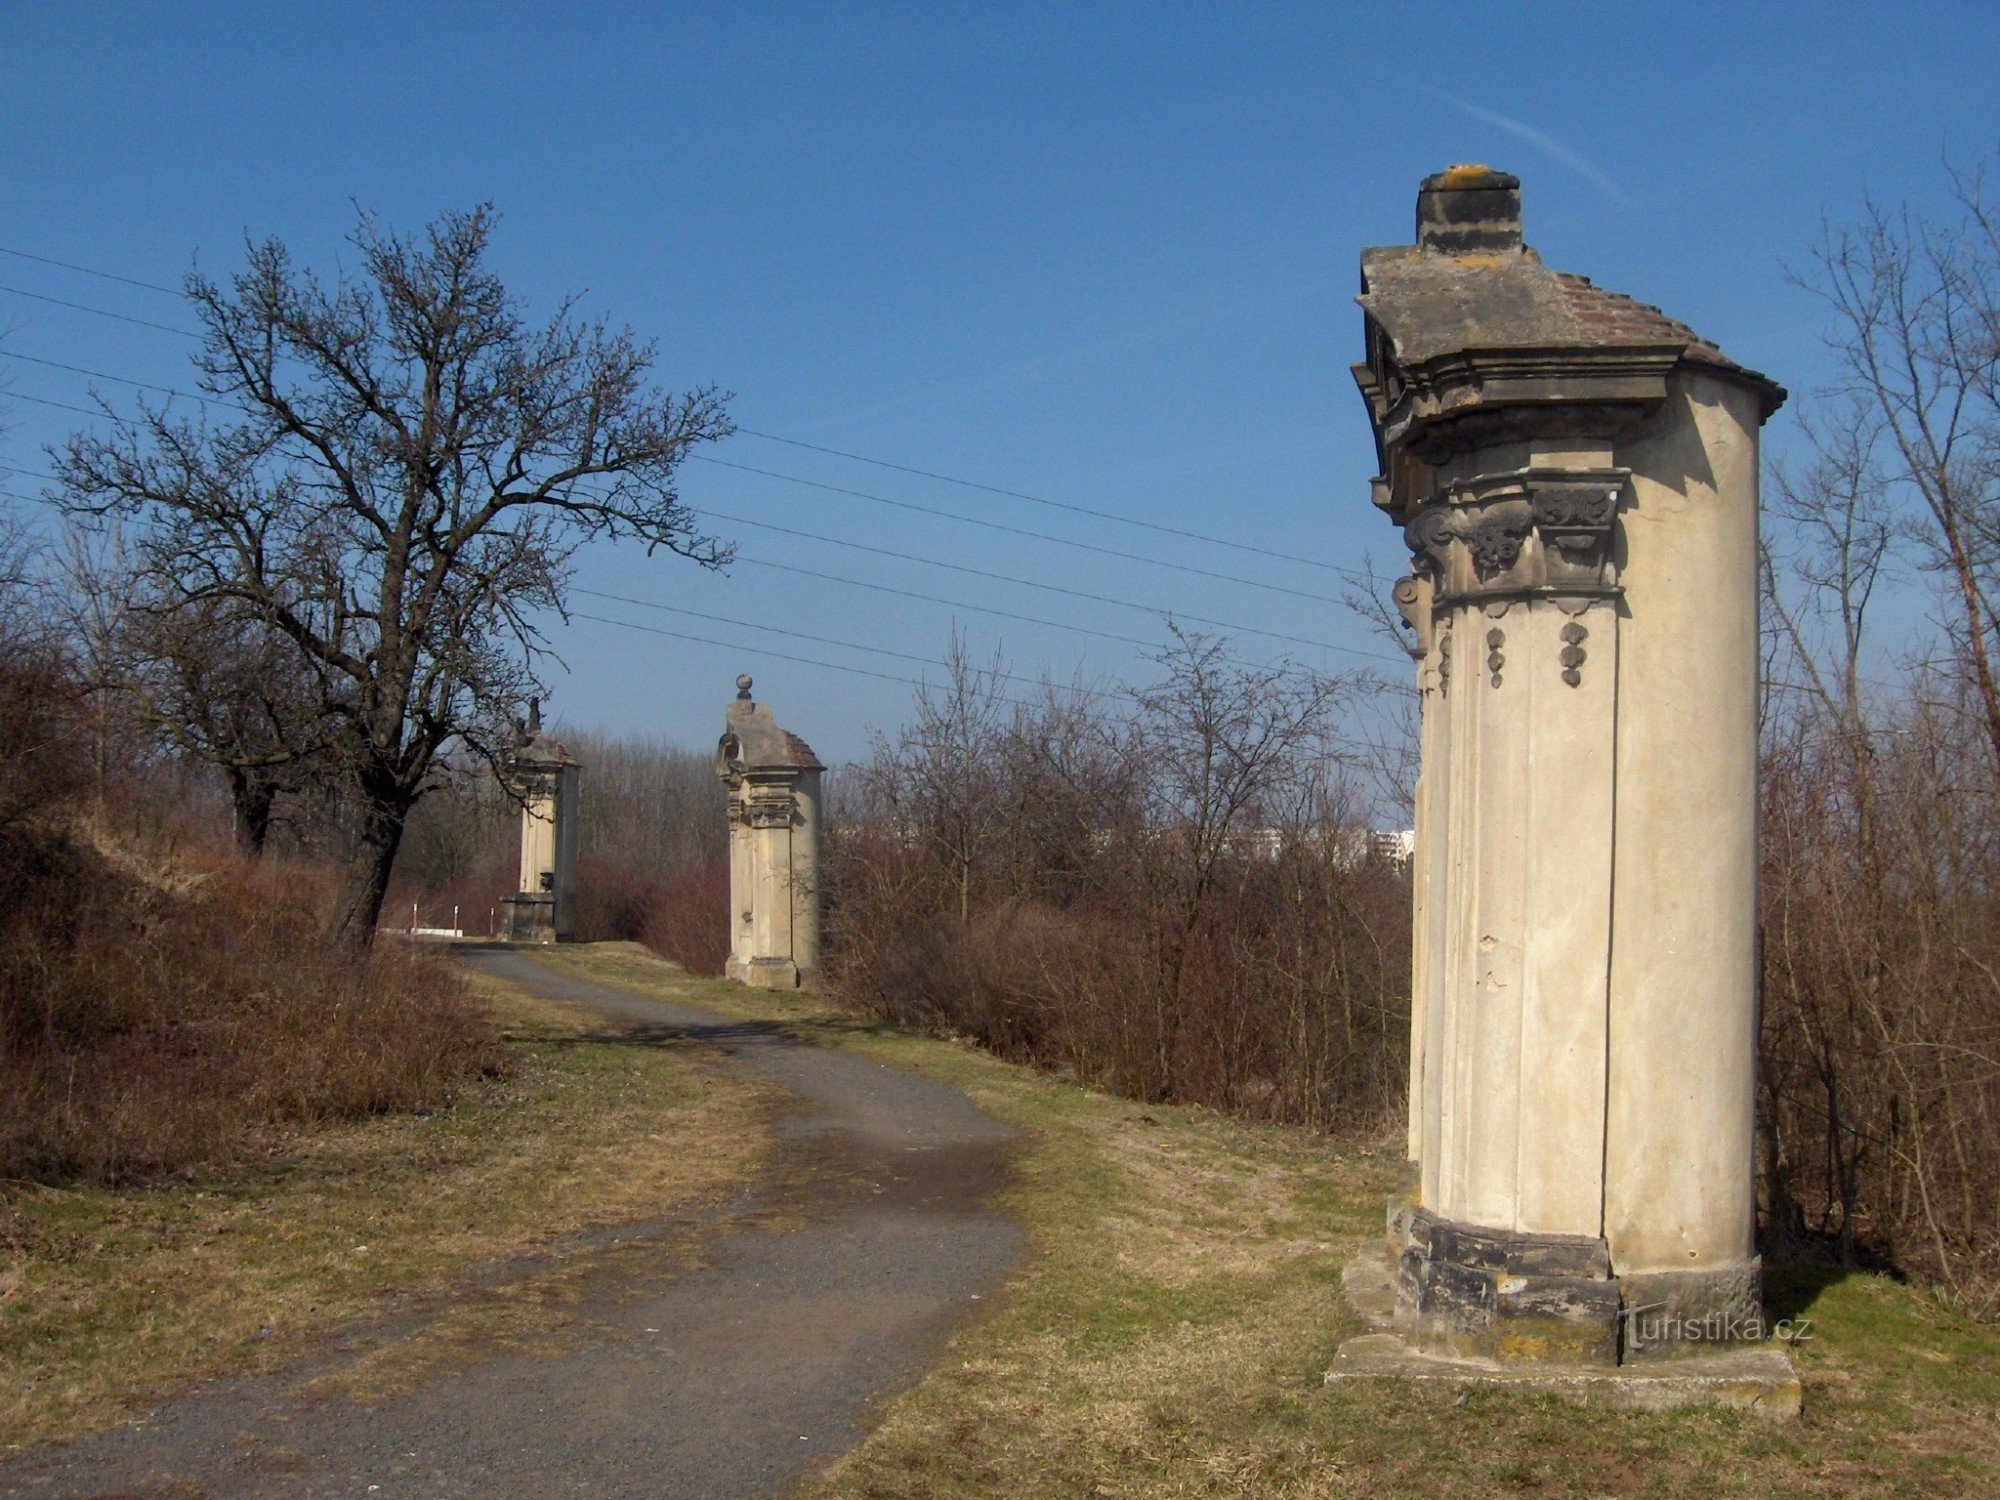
[539,943,2000,1500]
[0,956,778,1451]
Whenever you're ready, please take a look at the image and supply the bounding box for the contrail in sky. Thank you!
[1419,86,1629,205]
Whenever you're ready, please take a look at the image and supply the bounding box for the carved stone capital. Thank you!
[743,788,797,829]
[1400,466,1627,616]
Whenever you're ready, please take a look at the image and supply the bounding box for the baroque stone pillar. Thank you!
[1355,167,1784,1364]
[716,676,823,989]
[499,701,581,944]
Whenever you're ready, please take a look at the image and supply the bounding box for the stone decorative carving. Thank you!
[1486,627,1505,687]
[1399,470,1626,622]
[1465,504,1533,576]
[744,796,795,830]
[1404,505,1457,577]
[1533,484,1619,563]
[1559,620,1589,687]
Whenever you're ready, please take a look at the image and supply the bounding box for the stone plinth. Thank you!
[1352,167,1786,1372]
[716,677,823,989]
[1328,1246,1800,1418]
[498,891,556,944]
[502,701,581,944]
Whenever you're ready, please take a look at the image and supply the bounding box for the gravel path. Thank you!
[1,948,1020,1498]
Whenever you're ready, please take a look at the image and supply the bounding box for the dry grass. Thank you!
[0,960,779,1451]
[534,943,2000,1500]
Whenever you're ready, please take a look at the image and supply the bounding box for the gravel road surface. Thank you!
[0,947,1020,1498]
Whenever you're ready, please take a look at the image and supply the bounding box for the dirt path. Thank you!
[0,948,1021,1498]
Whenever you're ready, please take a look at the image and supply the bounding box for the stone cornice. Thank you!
[1357,340,1683,466]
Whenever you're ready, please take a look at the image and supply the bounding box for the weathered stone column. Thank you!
[715,676,823,988]
[499,701,581,944]
[1354,167,1783,1365]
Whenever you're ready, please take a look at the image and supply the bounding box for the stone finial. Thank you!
[527,696,541,733]
[736,674,754,701]
[1415,164,1523,258]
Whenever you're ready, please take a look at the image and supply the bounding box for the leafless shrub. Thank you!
[825,632,1409,1132]
[1761,151,2000,1312]
[0,794,501,1187]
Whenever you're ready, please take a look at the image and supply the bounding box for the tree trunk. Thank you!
[228,769,278,857]
[330,791,409,954]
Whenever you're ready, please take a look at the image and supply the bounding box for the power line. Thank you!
[2,433,1293,664]
[734,426,1345,577]
[0,245,183,296]
[5,390,108,420]
[695,502,1395,662]
[0,284,199,339]
[0,241,1352,581]
[572,604,1389,756]
[5,358,1395,663]
[2,348,1360,614]
[734,554,1172,651]
[0,460,1343,675]
[692,453,1345,604]
[1,349,223,406]
[570,607,945,697]
[0,467,1206,659]
[572,585,1141,706]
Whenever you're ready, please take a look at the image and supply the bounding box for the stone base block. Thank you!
[1337,1243,1797,1416]
[1620,1263,1769,1363]
[1395,1207,1764,1366]
[727,956,806,990]
[1399,1208,1623,1366]
[1344,1248,1800,1424]
[1326,1332,1800,1418]
[498,893,555,944]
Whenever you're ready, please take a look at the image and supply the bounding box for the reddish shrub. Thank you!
[641,858,730,975]
[0,835,503,1185]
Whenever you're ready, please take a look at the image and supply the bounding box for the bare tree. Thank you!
[1798,157,2000,785]
[122,594,330,854]
[858,631,1011,925]
[1760,183,2000,1305]
[53,205,733,947]
[1131,627,1352,1099]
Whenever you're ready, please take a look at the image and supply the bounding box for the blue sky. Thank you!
[2,3,1994,764]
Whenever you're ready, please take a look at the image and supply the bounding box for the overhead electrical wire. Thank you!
[691,501,1396,662]
[733,554,1174,651]
[571,602,1392,757]
[732,425,1348,577]
[0,244,183,295]
[571,585,1143,706]
[5,390,108,420]
[0,458,1194,659]
[0,239,1353,579]
[690,453,1346,603]
[0,362,1389,662]
[1,355,1402,667]
[0,349,1367,622]
[570,608,949,696]
[0,283,199,339]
